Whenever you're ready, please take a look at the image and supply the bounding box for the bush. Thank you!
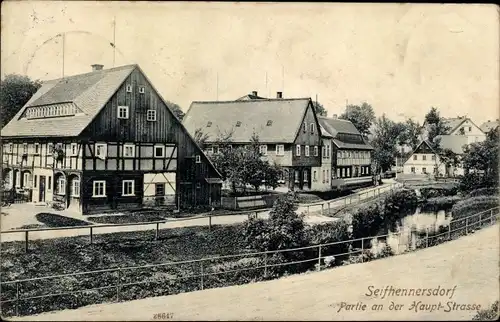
[305,220,351,266]
[420,186,459,198]
[472,301,499,321]
[451,196,500,220]
[35,213,91,227]
[467,187,500,198]
[423,196,462,210]
[244,192,307,253]
[351,202,386,240]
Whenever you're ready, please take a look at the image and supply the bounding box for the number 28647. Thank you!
[153,312,174,320]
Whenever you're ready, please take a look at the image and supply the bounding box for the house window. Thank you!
[413,155,417,160]
[195,155,201,163]
[303,122,307,133]
[326,145,330,159]
[422,155,427,161]
[23,143,28,154]
[71,143,77,156]
[8,143,13,153]
[72,180,80,197]
[259,145,268,155]
[310,123,315,134]
[139,86,145,94]
[118,106,129,119]
[411,167,415,173]
[346,167,350,177]
[337,151,341,159]
[48,143,54,153]
[322,170,326,183]
[147,110,157,121]
[92,181,106,197]
[294,170,299,183]
[431,155,436,161]
[313,170,317,182]
[48,176,52,190]
[57,177,66,195]
[126,85,132,92]
[95,143,107,159]
[34,175,37,188]
[305,146,310,156]
[23,172,30,187]
[207,121,212,127]
[155,183,165,196]
[276,144,284,156]
[468,126,472,132]
[361,167,364,175]
[296,145,301,156]
[154,145,165,157]
[304,171,308,182]
[422,167,427,174]
[266,120,273,126]
[34,143,40,155]
[314,146,318,156]
[236,121,242,127]
[326,169,329,183]
[123,144,135,157]
[337,168,341,178]
[122,180,135,196]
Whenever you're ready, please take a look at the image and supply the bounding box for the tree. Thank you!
[165,100,185,120]
[423,107,451,150]
[370,115,407,173]
[193,128,210,150]
[398,118,422,151]
[339,102,375,136]
[0,74,41,128]
[461,129,499,188]
[312,101,327,117]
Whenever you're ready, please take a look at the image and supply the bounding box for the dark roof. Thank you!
[1,64,136,137]
[438,135,469,154]
[479,120,499,133]
[182,98,313,143]
[318,116,373,150]
[403,140,437,164]
[236,94,267,101]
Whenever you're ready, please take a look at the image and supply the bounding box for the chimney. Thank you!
[91,64,104,72]
[276,91,283,99]
[252,91,258,96]
[332,114,337,119]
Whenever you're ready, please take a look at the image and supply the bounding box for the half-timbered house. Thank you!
[1,64,222,214]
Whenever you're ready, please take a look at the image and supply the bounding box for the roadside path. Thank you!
[12,224,499,321]
[1,181,399,243]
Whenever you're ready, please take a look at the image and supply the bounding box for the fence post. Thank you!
[15,281,19,316]
[307,205,310,215]
[208,216,212,230]
[24,231,28,253]
[155,222,159,241]
[491,209,494,225]
[361,238,364,263]
[448,223,451,240]
[264,252,268,278]
[200,262,204,290]
[425,228,429,248]
[317,245,322,271]
[321,203,324,215]
[90,227,93,244]
[116,269,121,302]
[466,217,469,234]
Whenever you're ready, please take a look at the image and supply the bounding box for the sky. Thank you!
[1,2,499,125]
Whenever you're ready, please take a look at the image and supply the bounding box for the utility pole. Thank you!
[265,71,268,98]
[61,33,65,78]
[112,16,116,67]
[216,72,219,101]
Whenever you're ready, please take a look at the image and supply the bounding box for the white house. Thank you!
[423,116,486,145]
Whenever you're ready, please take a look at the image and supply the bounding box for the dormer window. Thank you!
[266,120,273,126]
[118,106,129,119]
[310,123,315,134]
[139,86,145,94]
[236,121,242,127]
[207,121,212,127]
[126,85,132,93]
[195,155,201,163]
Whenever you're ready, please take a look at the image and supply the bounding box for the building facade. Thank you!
[182,92,323,191]
[1,64,222,214]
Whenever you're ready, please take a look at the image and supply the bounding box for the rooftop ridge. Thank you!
[42,64,138,83]
[191,97,311,104]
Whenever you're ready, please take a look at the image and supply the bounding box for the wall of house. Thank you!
[311,138,332,191]
[403,153,440,175]
[292,102,322,167]
[450,119,486,144]
[79,67,221,209]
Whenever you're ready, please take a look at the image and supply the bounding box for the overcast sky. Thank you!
[1,2,498,125]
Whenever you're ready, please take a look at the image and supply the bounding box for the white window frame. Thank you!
[139,86,145,94]
[147,109,157,121]
[422,155,427,161]
[310,123,315,134]
[296,145,301,156]
[326,169,330,183]
[123,144,135,158]
[93,180,106,197]
[34,143,40,155]
[122,180,135,196]
[23,172,30,188]
[72,180,80,197]
[276,144,284,156]
[117,106,129,119]
[326,145,330,159]
[95,143,107,159]
[314,146,318,157]
[195,155,201,163]
[411,167,415,173]
[259,145,268,155]
[305,145,310,157]
[23,143,28,154]
[154,145,165,158]
[126,84,132,93]
[71,143,78,156]
[57,177,66,195]
[313,170,317,182]
[294,170,300,183]
[8,143,13,153]
[304,170,308,182]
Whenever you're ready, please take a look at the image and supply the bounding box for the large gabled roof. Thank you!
[317,116,373,150]
[479,120,499,133]
[182,98,313,143]
[1,64,136,137]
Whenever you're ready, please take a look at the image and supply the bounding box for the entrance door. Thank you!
[39,176,46,202]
